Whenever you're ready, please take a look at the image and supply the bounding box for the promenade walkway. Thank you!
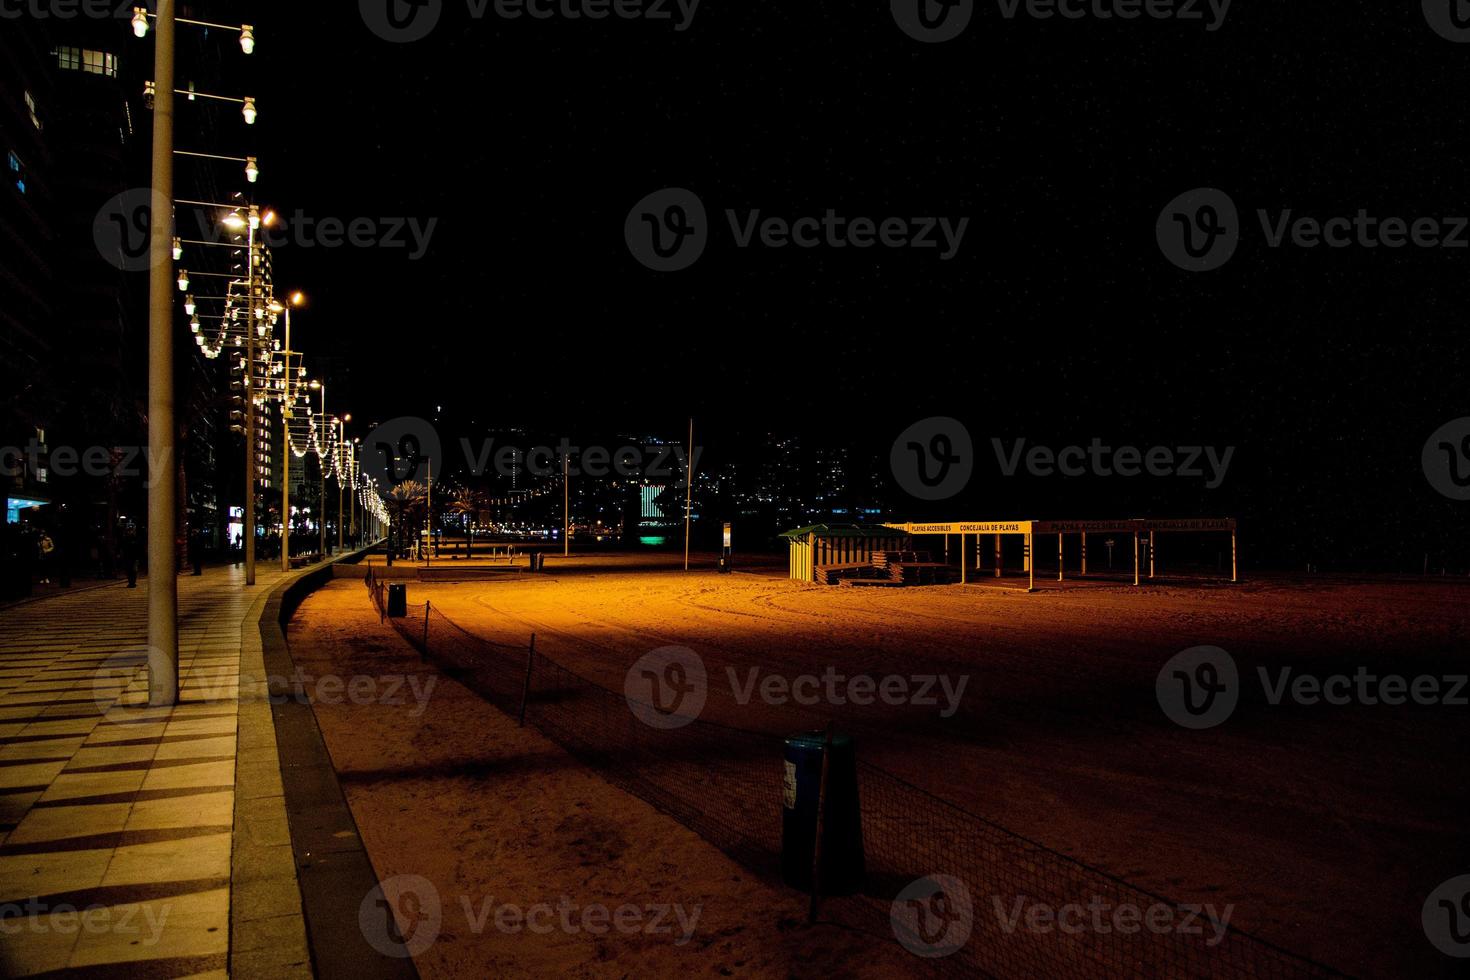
[0,563,311,977]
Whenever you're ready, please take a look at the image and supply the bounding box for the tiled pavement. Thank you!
[0,564,312,978]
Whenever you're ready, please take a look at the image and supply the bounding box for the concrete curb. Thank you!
[232,552,418,980]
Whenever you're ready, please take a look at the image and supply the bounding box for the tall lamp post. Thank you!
[145,0,178,706]
[336,415,351,553]
[133,0,258,705]
[275,292,305,571]
[222,205,274,585]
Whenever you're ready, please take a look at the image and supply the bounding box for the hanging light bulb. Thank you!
[142,80,155,109]
[184,295,196,316]
[240,25,255,55]
[242,97,257,125]
[172,236,182,261]
[190,316,201,333]
[248,208,261,231]
[177,269,189,291]
[131,7,149,37]
[245,156,259,183]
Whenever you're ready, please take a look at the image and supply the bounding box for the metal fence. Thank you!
[363,569,1343,980]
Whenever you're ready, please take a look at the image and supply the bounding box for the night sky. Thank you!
[240,2,1470,565]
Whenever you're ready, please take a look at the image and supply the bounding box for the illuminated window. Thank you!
[7,151,24,194]
[24,91,40,129]
[53,47,118,77]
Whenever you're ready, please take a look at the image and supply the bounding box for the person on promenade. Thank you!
[121,527,140,588]
[36,530,55,585]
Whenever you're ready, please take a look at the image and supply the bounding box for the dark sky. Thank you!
[232,1,1470,563]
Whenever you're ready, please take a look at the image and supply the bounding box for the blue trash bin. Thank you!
[782,732,865,894]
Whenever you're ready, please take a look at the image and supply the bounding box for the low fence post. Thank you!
[519,633,536,726]
[423,600,431,652]
[808,724,835,924]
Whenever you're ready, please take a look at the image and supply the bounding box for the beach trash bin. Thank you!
[387,583,408,618]
[781,732,865,895]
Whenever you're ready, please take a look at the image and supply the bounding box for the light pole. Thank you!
[223,205,270,586]
[337,415,351,553]
[308,381,329,558]
[145,0,178,707]
[276,292,305,572]
[135,1,257,703]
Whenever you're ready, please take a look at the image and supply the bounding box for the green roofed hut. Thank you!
[780,524,913,584]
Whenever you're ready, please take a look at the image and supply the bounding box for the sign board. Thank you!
[723,522,733,549]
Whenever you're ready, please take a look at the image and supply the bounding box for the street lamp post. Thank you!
[336,415,351,553]
[146,0,178,707]
[277,292,304,572]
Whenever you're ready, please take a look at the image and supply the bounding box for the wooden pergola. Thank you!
[881,518,1239,592]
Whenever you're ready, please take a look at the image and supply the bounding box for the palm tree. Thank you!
[386,480,426,557]
[448,487,485,559]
